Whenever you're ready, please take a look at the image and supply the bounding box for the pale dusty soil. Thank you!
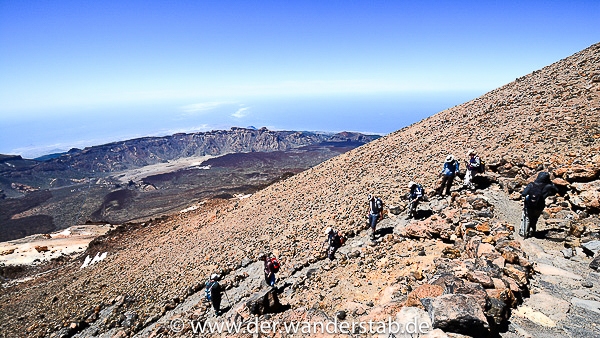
[111,155,214,183]
[0,224,111,266]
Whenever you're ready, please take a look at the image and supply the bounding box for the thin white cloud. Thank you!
[231,107,250,118]
[180,102,226,114]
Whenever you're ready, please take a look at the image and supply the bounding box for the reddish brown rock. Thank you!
[486,288,518,308]
[552,178,570,186]
[405,284,444,308]
[503,266,528,286]
[401,221,431,239]
[466,271,494,289]
[502,251,519,264]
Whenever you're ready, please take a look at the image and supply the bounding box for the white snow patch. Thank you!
[180,201,206,213]
[80,255,92,269]
[80,252,108,269]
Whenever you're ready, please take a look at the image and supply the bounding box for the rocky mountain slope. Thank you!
[0,43,599,337]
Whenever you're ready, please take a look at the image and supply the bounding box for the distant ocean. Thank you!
[0,92,481,158]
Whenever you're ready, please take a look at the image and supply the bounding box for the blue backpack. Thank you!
[205,281,218,301]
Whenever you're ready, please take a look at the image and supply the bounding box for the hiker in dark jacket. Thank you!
[259,253,276,287]
[406,181,424,219]
[205,274,223,315]
[367,195,383,240]
[324,227,343,260]
[521,172,558,237]
[436,154,460,197]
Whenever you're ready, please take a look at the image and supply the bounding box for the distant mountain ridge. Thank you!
[1,127,379,174]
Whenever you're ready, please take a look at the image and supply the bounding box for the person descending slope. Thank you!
[324,227,345,260]
[259,253,279,287]
[436,154,460,197]
[406,181,424,219]
[520,172,558,238]
[205,274,223,315]
[367,195,384,240]
[463,149,481,190]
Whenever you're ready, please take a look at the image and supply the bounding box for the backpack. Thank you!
[205,281,217,301]
[338,231,346,246]
[525,182,545,209]
[270,257,280,273]
[330,231,346,248]
[371,198,383,214]
[411,184,423,199]
[468,156,481,171]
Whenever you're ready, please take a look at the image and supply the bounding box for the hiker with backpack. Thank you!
[463,149,482,190]
[367,195,384,240]
[436,154,460,197]
[406,181,424,219]
[259,253,279,287]
[324,227,345,260]
[520,172,558,238]
[205,274,223,315]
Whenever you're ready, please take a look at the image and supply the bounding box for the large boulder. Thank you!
[245,288,284,315]
[570,181,600,210]
[422,294,489,336]
[401,221,432,239]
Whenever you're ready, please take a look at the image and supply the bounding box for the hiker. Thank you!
[436,154,460,197]
[463,149,481,190]
[259,253,279,287]
[406,181,424,219]
[205,274,223,315]
[520,172,558,238]
[324,227,345,260]
[367,195,384,239]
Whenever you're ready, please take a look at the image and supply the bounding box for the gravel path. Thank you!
[485,188,600,337]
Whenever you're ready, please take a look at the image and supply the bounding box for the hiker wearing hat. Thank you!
[436,154,460,197]
[367,195,384,240]
[407,181,424,219]
[324,227,345,260]
[205,274,223,315]
[463,149,481,190]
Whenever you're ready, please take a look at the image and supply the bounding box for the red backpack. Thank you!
[270,257,280,273]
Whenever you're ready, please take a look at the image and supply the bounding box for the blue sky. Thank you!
[1,1,599,158]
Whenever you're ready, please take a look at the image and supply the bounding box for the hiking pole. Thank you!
[224,289,231,306]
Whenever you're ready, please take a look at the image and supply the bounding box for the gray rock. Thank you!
[120,311,138,328]
[561,248,574,259]
[241,257,253,267]
[486,298,509,326]
[589,255,600,270]
[336,310,347,320]
[245,288,284,315]
[571,297,600,315]
[388,205,402,215]
[422,294,489,336]
[582,241,600,256]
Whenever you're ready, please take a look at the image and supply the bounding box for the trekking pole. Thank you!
[224,289,231,306]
